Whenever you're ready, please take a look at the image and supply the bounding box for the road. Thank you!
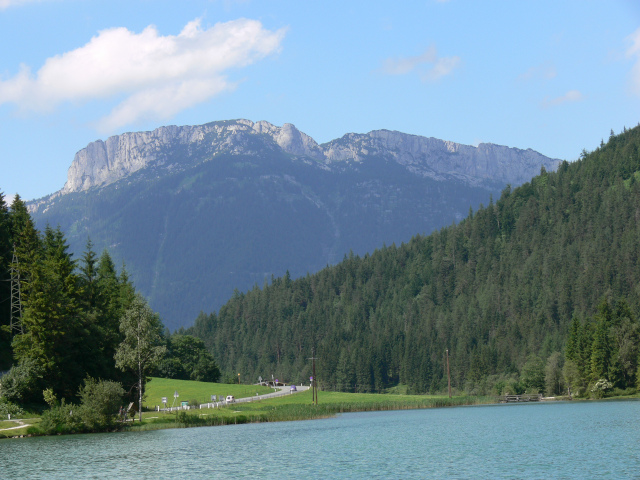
[155,384,311,412]
[233,385,310,404]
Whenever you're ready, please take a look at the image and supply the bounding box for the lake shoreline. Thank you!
[7,391,639,440]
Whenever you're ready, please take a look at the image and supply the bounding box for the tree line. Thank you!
[187,125,640,397]
[0,196,220,429]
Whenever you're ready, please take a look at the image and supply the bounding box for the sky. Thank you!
[1,0,639,202]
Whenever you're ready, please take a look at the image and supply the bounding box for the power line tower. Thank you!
[9,245,23,337]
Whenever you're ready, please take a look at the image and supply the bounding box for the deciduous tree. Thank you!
[115,294,166,421]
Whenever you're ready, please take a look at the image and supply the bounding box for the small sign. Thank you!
[181,401,188,407]
[161,397,167,404]
[174,391,179,398]
[258,376,262,383]
[310,376,313,381]
[211,395,217,402]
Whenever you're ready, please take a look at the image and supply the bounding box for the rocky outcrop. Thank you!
[60,120,561,194]
[323,130,560,186]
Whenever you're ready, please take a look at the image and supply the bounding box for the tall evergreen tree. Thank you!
[0,192,12,369]
[13,225,82,398]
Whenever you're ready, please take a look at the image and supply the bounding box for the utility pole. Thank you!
[309,348,318,406]
[9,245,23,337]
[446,349,451,399]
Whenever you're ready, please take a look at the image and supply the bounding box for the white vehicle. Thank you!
[226,395,235,403]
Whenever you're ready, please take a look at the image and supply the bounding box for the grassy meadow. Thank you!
[144,377,276,408]
[129,380,494,432]
[1,378,494,438]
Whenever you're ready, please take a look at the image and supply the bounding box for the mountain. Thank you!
[29,119,560,330]
[186,126,640,394]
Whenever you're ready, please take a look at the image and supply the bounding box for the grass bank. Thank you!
[143,377,275,408]
[0,378,509,438]
[127,389,494,432]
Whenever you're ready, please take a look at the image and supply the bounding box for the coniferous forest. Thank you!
[2,125,640,417]
[0,196,219,422]
[187,125,640,397]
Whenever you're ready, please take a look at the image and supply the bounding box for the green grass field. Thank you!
[1,378,494,437]
[144,377,276,408]
[0,418,41,438]
[129,380,494,432]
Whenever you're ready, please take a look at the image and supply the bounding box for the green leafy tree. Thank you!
[115,294,166,421]
[544,352,564,396]
[155,334,221,382]
[562,359,584,396]
[520,355,545,394]
[76,377,125,431]
[0,357,44,405]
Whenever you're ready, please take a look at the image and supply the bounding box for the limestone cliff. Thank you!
[60,120,560,195]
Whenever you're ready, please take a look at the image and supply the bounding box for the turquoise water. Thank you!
[2,400,639,479]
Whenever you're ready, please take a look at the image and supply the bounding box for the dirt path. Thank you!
[0,420,31,431]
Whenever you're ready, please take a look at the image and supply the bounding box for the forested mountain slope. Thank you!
[188,126,640,394]
[29,120,559,330]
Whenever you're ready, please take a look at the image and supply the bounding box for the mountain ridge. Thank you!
[29,119,562,329]
[53,119,560,197]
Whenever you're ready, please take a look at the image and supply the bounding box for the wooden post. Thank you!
[447,350,452,398]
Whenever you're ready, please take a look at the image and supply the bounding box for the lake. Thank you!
[2,400,639,479]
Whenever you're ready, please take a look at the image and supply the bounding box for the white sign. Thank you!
[174,391,179,398]
[162,397,167,404]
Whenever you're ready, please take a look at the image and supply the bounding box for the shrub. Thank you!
[76,377,125,431]
[590,378,613,399]
[0,398,25,418]
[39,399,79,434]
[0,358,44,405]
[39,378,125,434]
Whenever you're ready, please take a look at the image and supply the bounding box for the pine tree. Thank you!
[13,225,82,398]
[0,192,12,369]
[590,314,611,382]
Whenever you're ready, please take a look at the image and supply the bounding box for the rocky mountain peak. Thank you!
[59,120,561,195]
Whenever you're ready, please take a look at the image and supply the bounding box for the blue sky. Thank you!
[1,0,639,201]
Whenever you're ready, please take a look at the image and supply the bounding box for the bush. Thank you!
[0,358,44,405]
[39,378,125,434]
[590,378,613,399]
[39,399,79,434]
[0,398,25,418]
[76,377,125,431]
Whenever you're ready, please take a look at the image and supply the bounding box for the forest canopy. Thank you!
[188,125,640,397]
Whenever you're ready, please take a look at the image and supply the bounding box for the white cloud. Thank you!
[0,18,286,131]
[380,45,460,82]
[542,90,584,108]
[626,27,640,96]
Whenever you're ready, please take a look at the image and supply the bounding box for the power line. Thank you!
[10,245,23,337]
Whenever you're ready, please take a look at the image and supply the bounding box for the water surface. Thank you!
[2,400,639,479]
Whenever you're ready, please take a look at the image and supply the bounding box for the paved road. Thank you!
[156,385,310,412]
[234,385,310,404]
